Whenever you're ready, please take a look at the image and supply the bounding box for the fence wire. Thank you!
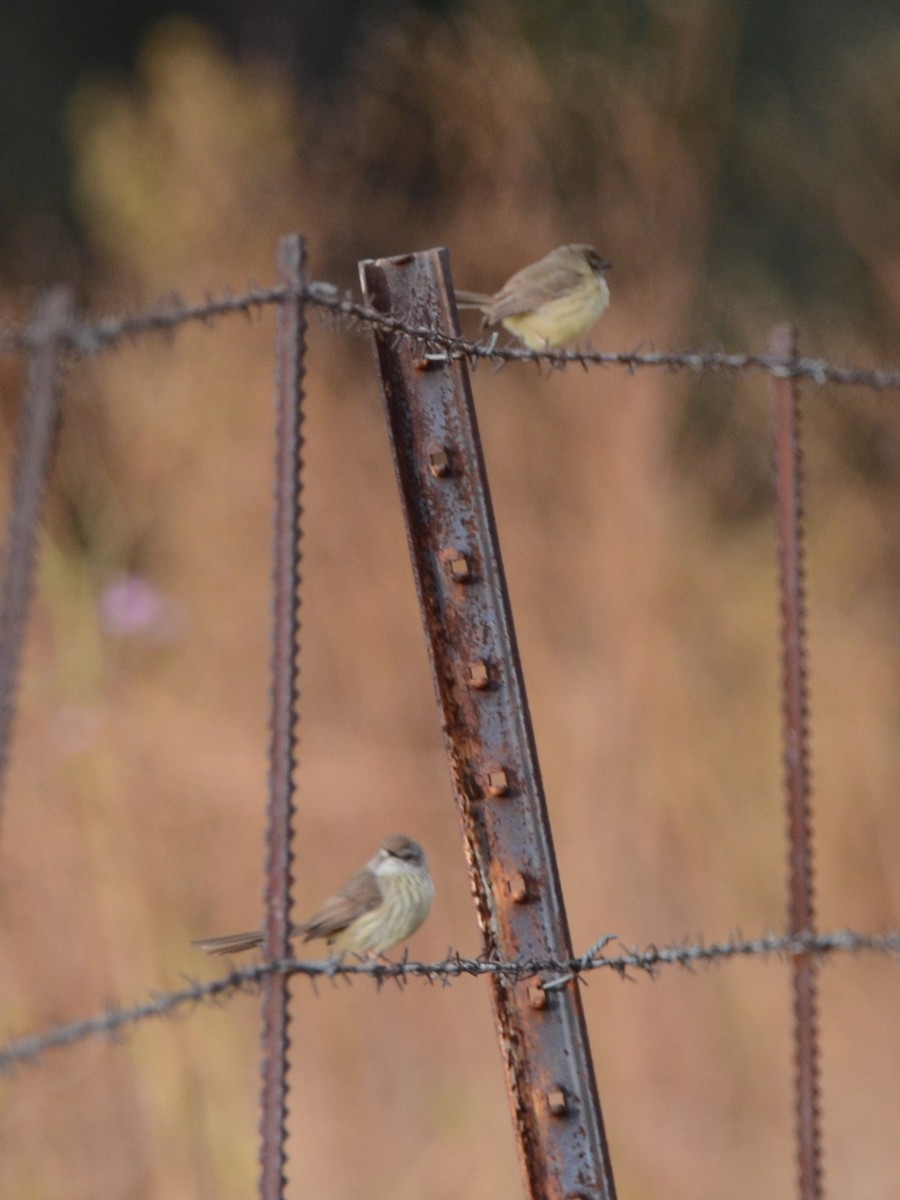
[2,278,900,390]
[1,927,898,1078]
[3,260,900,1200]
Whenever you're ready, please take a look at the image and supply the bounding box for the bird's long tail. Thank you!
[453,289,491,309]
[192,923,315,955]
[190,930,264,955]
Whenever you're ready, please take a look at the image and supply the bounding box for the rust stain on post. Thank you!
[360,247,617,1200]
[259,235,306,1200]
[770,323,823,1200]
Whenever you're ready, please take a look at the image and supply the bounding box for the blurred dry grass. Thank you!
[1,6,900,1199]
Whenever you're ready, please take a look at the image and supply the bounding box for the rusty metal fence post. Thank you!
[259,235,306,1200]
[361,248,617,1200]
[0,288,73,818]
[770,324,823,1200]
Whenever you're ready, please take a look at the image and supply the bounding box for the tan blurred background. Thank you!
[2,3,900,1198]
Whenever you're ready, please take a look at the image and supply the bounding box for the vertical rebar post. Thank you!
[0,288,74,816]
[770,324,823,1200]
[361,248,617,1200]
[259,235,306,1200]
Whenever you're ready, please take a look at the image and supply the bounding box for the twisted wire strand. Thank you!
[2,280,900,389]
[1,926,897,1076]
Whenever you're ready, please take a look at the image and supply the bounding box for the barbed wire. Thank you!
[1,926,897,1077]
[2,278,900,390]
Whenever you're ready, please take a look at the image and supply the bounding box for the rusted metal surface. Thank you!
[259,235,306,1200]
[0,288,73,818]
[770,324,823,1200]
[361,248,617,1200]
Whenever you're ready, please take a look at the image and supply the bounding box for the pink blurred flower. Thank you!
[98,575,181,640]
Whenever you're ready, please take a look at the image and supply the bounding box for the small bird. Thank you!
[455,243,612,349]
[192,834,434,957]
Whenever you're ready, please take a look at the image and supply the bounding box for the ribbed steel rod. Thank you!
[771,323,823,1200]
[0,287,73,820]
[259,235,306,1200]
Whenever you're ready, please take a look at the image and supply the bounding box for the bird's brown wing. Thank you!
[295,866,382,942]
[485,262,585,323]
